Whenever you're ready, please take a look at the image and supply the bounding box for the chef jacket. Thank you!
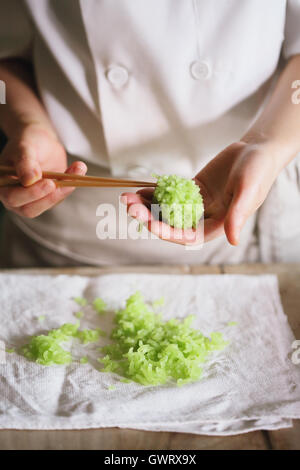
[0,0,300,265]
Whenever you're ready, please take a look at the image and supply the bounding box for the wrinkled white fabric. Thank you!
[0,273,299,435]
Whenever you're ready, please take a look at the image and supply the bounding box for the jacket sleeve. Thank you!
[283,0,300,59]
[0,0,33,60]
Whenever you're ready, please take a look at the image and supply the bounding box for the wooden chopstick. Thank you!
[55,181,155,188]
[0,176,20,187]
[0,165,156,188]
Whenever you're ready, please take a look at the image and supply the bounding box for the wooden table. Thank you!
[0,263,299,450]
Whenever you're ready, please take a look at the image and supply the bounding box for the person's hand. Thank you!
[194,141,281,245]
[0,123,87,218]
[122,141,281,245]
[121,187,205,245]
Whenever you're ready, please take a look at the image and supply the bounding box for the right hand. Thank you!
[0,123,87,218]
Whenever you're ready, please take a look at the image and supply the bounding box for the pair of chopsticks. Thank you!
[0,165,156,188]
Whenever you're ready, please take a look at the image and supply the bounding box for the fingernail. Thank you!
[128,205,138,218]
[76,162,87,173]
[24,171,40,186]
[67,162,87,175]
[65,167,76,175]
[233,235,239,245]
[120,195,128,205]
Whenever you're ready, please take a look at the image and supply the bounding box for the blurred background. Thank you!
[0,130,7,243]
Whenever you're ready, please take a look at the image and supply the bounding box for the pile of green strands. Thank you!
[20,295,107,366]
[19,291,228,387]
[21,322,104,366]
[99,292,228,386]
[153,174,204,229]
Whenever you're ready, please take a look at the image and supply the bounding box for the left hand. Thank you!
[0,123,87,218]
[122,141,281,246]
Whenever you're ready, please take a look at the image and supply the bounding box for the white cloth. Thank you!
[0,273,299,435]
[1,0,300,264]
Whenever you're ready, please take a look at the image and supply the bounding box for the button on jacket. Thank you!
[1,0,300,265]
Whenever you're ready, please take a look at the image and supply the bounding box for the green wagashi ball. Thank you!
[153,174,204,229]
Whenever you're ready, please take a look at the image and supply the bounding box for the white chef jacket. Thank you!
[1,0,300,265]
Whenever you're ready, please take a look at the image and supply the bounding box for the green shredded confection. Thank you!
[48,322,79,341]
[108,385,116,390]
[21,322,79,366]
[73,296,87,307]
[6,348,15,353]
[227,321,238,327]
[93,298,107,314]
[19,292,229,388]
[120,378,132,383]
[38,315,45,323]
[152,297,165,308]
[21,335,72,365]
[75,311,84,319]
[76,328,104,344]
[153,174,204,229]
[99,292,228,386]
[137,222,143,233]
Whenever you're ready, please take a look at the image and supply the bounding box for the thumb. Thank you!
[13,144,42,187]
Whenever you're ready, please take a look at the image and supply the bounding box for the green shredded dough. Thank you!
[76,328,103,344]
[75,311,84,319]
[38,315,45,323]
[227,321,238,327]
[48,322,79,341]
[21,336,72,365]
[98,292,228,386]
[19,292,229,387]
[20,322,80,366]
[6,348,15,353]
[153,174,204,229]
[152,297,165,309]
[73,297,87,307]
[108,385,116,390]
[21,321,105,365]
[93,298,107,314]
[120,378,132,384]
